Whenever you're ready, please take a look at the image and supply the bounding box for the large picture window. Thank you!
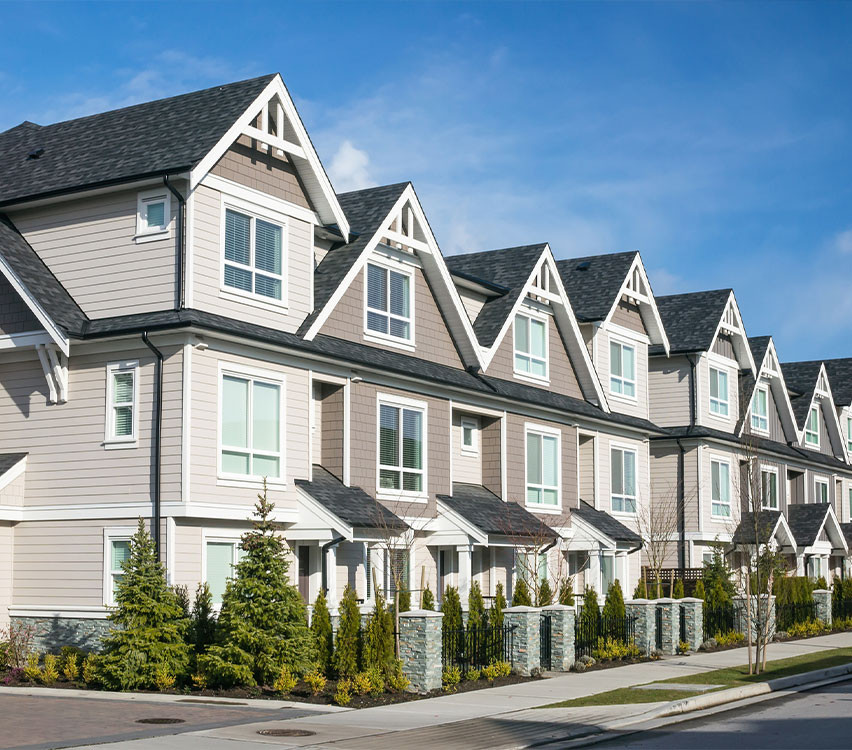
[711,459,731,517]
[709,367,729,417]
[366,263,412,341]
[206,540,244,605]
[378,402,424,493]
[223,208,284,302]
[751,386,769,433]
[610,341,636,398]
[611,447,637,513]
[514,313,548,379]
[526,428,560,507]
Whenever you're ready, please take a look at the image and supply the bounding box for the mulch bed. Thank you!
[575,656,654,673]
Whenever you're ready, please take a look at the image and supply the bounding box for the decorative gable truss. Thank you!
[739,338,799,442]
[709,292,756,374]
[302,183,484,368]
[806,364,849,460]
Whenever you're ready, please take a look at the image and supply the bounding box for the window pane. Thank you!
[542,488,559,506]
[367,310,389,334]
[206,542,235,605]
[542,435,558,487]
[113,372,133,404]
[379,405,399,468]
[622,345,635,381]
[254,220,282,275]
[719,463,730,502]
[389,271,410,318]
[402,409,422,470]
[527,486,542,504]
[222,450,250,475]
[253,454,280,478]
[527,433,542,485]
[389,317,410,339]
[530,358,547,377]
[610,342,622,377]
[367,264,387,311]
[146,200,165,229]
[711,462,720,500]
[710,370,719,399]
[623,380,636,398]
[718,371,728,400]
[515,353,530,373]
[611,375,623,394]
[224,264,253,292]
[222,376,249,448]
[402,472,422,492]
[252,382,280,453]
[601,555,614,592]
[462,424,473,447]
[111,540,131,572]
[379,468,400,489]
[623,451,636,495]
[611,449,623,495]
[225,210,251,265]
[515,315,529,354]
[114,406,133,437]
[530,319,546,359]
[254,274,282,300]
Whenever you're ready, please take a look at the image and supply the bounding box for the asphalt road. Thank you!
[593,679,852,750]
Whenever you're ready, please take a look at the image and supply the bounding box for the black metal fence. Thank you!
[833,597,852,621]
[442,624,515,672]
[776,600,818,631]
[655,606,663,650]
[540,613,552,670]
[679,605,687,644]
[703,604,740,638]
[574,610,637,658]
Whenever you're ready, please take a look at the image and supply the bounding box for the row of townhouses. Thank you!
[0,74,850,643]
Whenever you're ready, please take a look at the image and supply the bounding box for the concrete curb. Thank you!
[0,684,350,712]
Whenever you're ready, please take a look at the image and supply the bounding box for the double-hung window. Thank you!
[751,386,769,433]
[107,538,131,604]
[514,313,548,379]
[610,341,636,398]
[136,190,169,239]
[460,417,478,454]
[709,367,729,417]
[805,406,820,447]
[611,447,637,513]
[220,371,283,481]
[711,459,731,517]
[206,540,244,605]
[815,478,829,504]
[223,208,284,302]
[760,468,778,510]
[378,401,424,494]
[366,263,412,341]
[106,361,138,444]
[526,427,560,507]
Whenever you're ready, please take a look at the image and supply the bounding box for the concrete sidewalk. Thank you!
[78,632,852,749]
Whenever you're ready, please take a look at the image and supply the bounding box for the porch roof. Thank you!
[732,510,794,548]
[571,501,642,546]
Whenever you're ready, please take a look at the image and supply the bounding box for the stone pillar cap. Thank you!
[656,597,676,603]
[541,603,574,611]
[679,597,704,603]
[399,609,444,618]
[626,598,651,604]
[812,589,831,594]
[504,605,539,612]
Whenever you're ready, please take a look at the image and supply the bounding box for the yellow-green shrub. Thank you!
[41,654,59,685]
[82,654,99,685]
[154,664,175,691]
[23,653,41,682]
[715,631,745,647]
[272,665,297,693]
[334,678,352,706]
[442,665,462,692]
[304,669,327,695]
[62,653,80,682]
[352,671,372,696]
[465,668,480,681]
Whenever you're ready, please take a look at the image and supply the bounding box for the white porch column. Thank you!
[588,551,601,595]
[325,544,338,607]
[457,544,473,606]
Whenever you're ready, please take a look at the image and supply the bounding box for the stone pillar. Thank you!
[626,599,655,655]
[656,598,678,655]
[541,604,575,671]
[813,589,832,627]
[679,598,704,652]
[398,609,443,694]
[504,605,541,675]
[735,595,776,640]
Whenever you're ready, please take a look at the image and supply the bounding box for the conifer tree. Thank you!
[579,586,600,634]
[693,579,705,600]
[421,585,435,611]
[398,587,411,614]
[633,579,648,599]
[558,579,575,606]
[363,591,394,676]
[441,586,462,635]
[673,579,685,599]
[190,582,217,654]
[512,577,532,607]
[537,577,554,607]
[198,484,315,687]
[311,590,333,676]
[334,584,361,678]
[489,582,506,628]
[601,580,626,623]
[99,519,191,690]
[467,581,485,630]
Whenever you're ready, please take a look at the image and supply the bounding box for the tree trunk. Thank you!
[394,588,401,658]
[746,571,754,675]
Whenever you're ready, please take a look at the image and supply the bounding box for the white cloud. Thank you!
[328,140,374,194]
[830,228,852,255]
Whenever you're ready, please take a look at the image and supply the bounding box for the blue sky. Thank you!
[1,1,850,361]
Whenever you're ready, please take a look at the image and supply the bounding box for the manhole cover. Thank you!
[257,728,316,737]
[136,718,186,725]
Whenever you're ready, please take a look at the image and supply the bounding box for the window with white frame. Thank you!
[711,459,731,517]
[609,340,636,398]
[384,549,410,599]
[815,478,829,504]
[223,207,284,302]
[460,417,478,454]
[709,367,729,417]
[846,416,852,453]
[751,386,769,433]
[106,537,131,605]
[105,361,138,444]
[849,486,852,519]
[601,553,615,594]
[611,447,637,513]
[526,427,560,507]
[366,262,412,341]
[760,468,778,510]
[220,370,283,481]
[805,406,820,447]
[515,550,548,586]
[514,313,548,379]
[807,556,824,580]
[136,190,169,238]
[378,401,424,494]
[206,540,244,605]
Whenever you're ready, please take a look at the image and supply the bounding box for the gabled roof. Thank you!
[571,501,642,545]
[781,361,847,457]
[732,511,789,546]
[737,336,799,442]
[651,289,733,355]
[786,503,837,548]
[437,483,557,540]
[445,244,548,348]
[0,75,275,207]
[787,358,852,409]
[841,523,852,548]
[294,465,406,531]
[555,251,637,322]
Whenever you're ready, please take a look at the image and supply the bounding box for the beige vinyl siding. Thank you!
[452,412,481,485]
[10,188,178,318]
[700,445,740,537]
[457,287,487,323]
[711,333,736,359]
[0,522,11,627]
[192,183,313,332]
[0,341,182,506]
[578,434,596,506]
[806,469,834,506]
[321,262,464,370]
[650,443,699,534]
[172,521,203,589]
[700,355,738,431]
[610,299,645,334]
[0,275,41,335]
[481,417,502,497]
[597,328,649,420]
[189,344,309,509]
[648,355,692,427]
[486,313,583,399]
[0,471,25,507]
[319,384,344,480]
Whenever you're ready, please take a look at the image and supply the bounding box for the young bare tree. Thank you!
[636,479,690,598]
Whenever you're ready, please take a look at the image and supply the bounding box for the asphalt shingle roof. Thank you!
[650,289,732,355]
[841,523,852,548]
[294,465,406,530]
[555,252,637,322]
[786,503,832,547]
[732,510,785,545]
[572,501,642,545]
[784,358,852,409]
[0,75,275,206]
[780,361,822,428]
[445,244,547,347]
[0,452,27,478]
[738,336,774,431]
[438,483,557,539]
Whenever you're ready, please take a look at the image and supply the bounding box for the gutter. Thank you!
[321,536,346,595]
[141,332,164,561]
[163,176,186,310]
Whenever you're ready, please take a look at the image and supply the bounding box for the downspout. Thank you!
[163,176,186,310]
[142,332,164,561]
[321,536,346,594]
[680,353,699,569]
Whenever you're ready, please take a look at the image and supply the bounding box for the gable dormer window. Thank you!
[135,189,170,242]
[609,340,636,398]
[805,405,820,447]
[365,262,412,343]
[709,366,729,417]
[223,208,284,303]
[514,313,548,380]
[751,385,769,434]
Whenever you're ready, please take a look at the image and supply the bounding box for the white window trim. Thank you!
[760,466,779,510]
[376,392,428,502]
[708,365,730,420]
[751,384,770,435]
[608,335,638,403]
[104,360,139,448]
[524,421,562,513]
[846,416,852,454]
[363,259,416,351]
[460,416,479,456]
[610,442,638,516]
[805,405,820,448]
[103,526,136,606]
[814,477,830,504]
[710,457,732,519]
[217,361,286,488]
[202,529,245,609]
[513,311,550,384]
[219,194,289,309]
[135,188,171,243]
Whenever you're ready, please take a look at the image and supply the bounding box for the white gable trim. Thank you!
[190,74,349,237]
[0,454,26,494]
[435,499,489,545]
[293,485,354,542]
[738,338,800,443]
[708,291,755,375]
[804,364,849,461]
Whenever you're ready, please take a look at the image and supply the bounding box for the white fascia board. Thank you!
[822,505,848,553]
[567,514,617,550]
[435,499,488,545]
[294,485,354,541]
[189,74,349,236]
[0,254,69,356]
[773,514,797,550]
[815,364,850,462]
[0,331,54,350]
[709,291,756,376]
[0,454,26,493]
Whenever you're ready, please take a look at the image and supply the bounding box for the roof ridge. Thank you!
[656,288,733,301]
[335,181,410,199]
[446,243,548,262]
